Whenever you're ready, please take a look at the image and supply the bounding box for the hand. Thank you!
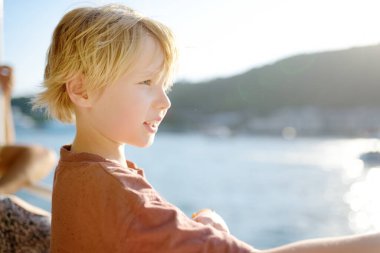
[0,66,13,96]
[192,209,230,233]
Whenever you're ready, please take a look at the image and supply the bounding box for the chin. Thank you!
[130,138,155,148]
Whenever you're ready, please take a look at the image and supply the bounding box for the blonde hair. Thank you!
[33,4,178,123]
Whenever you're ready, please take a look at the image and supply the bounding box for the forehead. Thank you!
[131,36,165,78]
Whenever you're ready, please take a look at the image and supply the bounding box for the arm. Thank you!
[0,66,15,144]
[126,191,380,253]
[260,232,380,253]
[0,145,56,194]
[192,209,380,253]
[125,200,256,253]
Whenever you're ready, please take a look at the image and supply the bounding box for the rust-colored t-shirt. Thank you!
[51,145,255,252]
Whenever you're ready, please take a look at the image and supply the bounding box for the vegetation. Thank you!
[164,44,380,134]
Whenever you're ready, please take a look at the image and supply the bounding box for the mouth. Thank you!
[143,120,161,133]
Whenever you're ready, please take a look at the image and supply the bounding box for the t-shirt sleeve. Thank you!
[124,199,255,253]
[116,181,255,253]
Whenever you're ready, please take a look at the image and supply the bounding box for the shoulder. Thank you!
[97,161,150,190]
[55,158,152,202]
[53,159,151,223]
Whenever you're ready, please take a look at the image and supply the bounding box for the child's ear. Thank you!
[65,74,92,108]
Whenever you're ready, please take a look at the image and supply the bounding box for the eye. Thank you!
[139,80,152,86]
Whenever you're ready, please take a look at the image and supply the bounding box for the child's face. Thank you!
[87,36,171,147]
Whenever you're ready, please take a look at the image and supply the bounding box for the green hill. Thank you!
[169,44,380,112]
[163,44,380,134]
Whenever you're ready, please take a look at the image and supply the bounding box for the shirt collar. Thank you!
[59,145,144,176]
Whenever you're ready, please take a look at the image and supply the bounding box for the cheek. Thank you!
[104,97,140,127]
[93,89,150,138]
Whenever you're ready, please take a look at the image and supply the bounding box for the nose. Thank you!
[156,88,171,110]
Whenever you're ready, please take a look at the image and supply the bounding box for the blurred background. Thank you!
[3,0,380,249]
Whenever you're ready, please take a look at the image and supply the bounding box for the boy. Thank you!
[34,4,379,253]
[33,4,253,252]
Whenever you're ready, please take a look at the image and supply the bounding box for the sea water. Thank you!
[14,125,380,249]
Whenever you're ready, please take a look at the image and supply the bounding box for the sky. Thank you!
[3,0,380,96]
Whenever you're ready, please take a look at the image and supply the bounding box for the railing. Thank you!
[24,183,52,200]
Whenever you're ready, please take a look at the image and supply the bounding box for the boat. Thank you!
[359,151,380,167]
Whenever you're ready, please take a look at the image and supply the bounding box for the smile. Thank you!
[143,121,159,133]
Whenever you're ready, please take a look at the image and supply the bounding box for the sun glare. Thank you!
[345,167,380,232]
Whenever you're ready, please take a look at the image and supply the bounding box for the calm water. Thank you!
[14,126,380,249]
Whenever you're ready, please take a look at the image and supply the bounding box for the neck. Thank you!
[71,120,127,168]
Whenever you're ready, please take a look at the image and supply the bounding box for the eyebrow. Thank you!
[141,70,158,76]
[139,68,164,79]
[140,61,165,77]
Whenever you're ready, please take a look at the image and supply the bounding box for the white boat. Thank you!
[359,151,380,167]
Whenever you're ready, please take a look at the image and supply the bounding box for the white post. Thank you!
[0,0,3,61]
[0,0,5,144]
